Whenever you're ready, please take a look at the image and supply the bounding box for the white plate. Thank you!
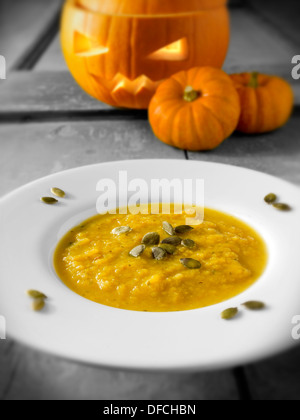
[1,160,300,372]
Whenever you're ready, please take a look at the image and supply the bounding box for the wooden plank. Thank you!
[223,9,295,74]
[187,111,300,186]
[0,120,183,197]
[35,8,295,75]
[244,345,300,400]
[0,340,239,400]
[0,72,110,115]
[0,0,62,70]
[247,0,300,46]
[1,71,299,118]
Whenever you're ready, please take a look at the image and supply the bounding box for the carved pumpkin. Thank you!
[61,0,230,109]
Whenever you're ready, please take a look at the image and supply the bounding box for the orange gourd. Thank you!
[148,67,241,151]
[230,72,294,134]
[61,0,230,109]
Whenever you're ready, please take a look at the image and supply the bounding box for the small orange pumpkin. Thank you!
[230,72,294,134]
[148,67,241,151]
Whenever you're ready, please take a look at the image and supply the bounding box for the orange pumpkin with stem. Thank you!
[230,72,294,134]
[61,0,230,109]
[149,67,241,151]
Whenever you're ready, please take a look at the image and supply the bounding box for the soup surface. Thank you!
[54,206,267,312]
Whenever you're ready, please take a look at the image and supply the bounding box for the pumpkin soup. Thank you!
[54,206,267,312]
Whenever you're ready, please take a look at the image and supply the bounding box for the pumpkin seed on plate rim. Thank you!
[221,308,238,320]
[51,187,66,198]
[272,203,291,211]
[264,193,277,204]
[242,301,266,310]
[27,290,47,300]
[32,298,45,312]
[41,197,58,205]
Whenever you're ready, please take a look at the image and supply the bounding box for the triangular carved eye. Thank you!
[148,38,188,61]
[74,32,109,56]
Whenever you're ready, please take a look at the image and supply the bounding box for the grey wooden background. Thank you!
[1,0,300,400]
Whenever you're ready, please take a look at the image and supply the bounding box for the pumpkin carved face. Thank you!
[61,0,230,109]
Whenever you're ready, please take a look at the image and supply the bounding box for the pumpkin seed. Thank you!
[273,203,291,211]
[51,187,65,198]
[27,290,47,300]
[242,301,266,310]
[152,247,167,261]
[161,236,182,246]
[32,298,45,312]
[180,258,201,269]
[264,193,277,204]
[129,245,146,258]
[175,225,194,234]
[159,243,177,255]
[142,232,160,246]
[182,239,196,249]
[41,197,58,205]
[221,308,238,320]
[162,221,175,236]
[112,226,132,235]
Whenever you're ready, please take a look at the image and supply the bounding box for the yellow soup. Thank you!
[54,206,268,312]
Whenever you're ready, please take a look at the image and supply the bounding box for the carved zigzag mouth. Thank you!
[91,73,163,95]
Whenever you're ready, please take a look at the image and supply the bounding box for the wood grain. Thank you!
[0,120,184,197]
[247,0,300,46]
[244,345,300,400]
[1,71,299,119]
[187,111,300,186]
[0,0,63,70]
[0,340,239,400]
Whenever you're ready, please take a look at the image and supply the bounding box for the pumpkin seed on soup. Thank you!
[129,245,146,258]
[273,203,291,211]
[242,301,266,310]
[152,247,167,261]
[112,226,132,235]
[264,193,277,204]
[175,225,194,234]
[162,221,175,236]
[41,197,58,205]
[180,258,201,269]
[159,243,177,255]
[221,308,238,320]
[161,236,181,246]
[51,187,66,198]
[182,239,196,249]
[142,232,160,246]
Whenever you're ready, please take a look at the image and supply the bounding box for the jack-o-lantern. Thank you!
[61,0,230,109]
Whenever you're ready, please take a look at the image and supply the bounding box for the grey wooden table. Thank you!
[1,0,300,400]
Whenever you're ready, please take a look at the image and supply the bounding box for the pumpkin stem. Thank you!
[183,86,201,102]
[248,72,259,88]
